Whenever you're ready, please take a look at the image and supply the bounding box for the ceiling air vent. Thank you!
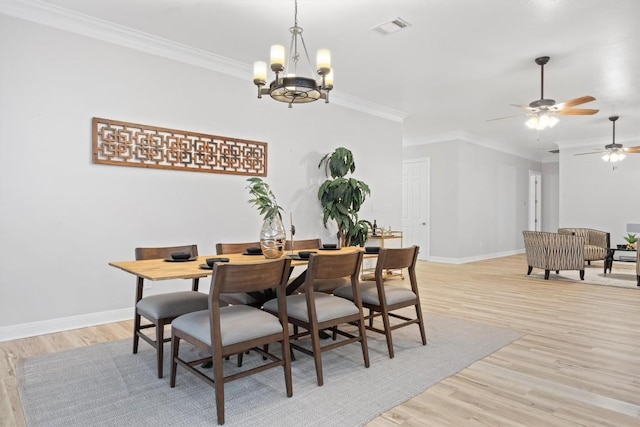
[373,18,411,35]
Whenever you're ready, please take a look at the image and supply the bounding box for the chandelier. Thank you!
[525,111,559,130]
[252,0,333,108]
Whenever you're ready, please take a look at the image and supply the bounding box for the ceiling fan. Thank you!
[575,116,640,162]
[488,56,599,130]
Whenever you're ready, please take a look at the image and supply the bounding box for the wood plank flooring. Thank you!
[1,254,639,426]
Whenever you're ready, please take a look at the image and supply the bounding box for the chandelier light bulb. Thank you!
[270,45,285,71]
[602,153,610,162]
[316,49,331,74]
[253,61,267,84]
[324,69,334,88]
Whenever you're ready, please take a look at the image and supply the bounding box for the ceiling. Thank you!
[20,0,640,160]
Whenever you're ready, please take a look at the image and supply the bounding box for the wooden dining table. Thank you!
[109,246,375,299]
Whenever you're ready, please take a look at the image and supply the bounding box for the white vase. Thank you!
[260,216,286,259]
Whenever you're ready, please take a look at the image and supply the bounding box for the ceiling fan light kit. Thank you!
[252,0,333,108]
[525,112,559,130]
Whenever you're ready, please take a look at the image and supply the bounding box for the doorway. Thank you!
[528,170,542,231]
[402,159,430,260]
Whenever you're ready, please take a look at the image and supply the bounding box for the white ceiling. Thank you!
[14,0,640,160]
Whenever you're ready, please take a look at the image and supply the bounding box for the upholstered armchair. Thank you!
[558,228,609,264]
[636,250,640,286]
[523,231,585,280]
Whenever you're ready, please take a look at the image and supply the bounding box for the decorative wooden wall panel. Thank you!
[92,117,267,176]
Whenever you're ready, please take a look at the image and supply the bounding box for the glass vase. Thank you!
[260,216,286,259]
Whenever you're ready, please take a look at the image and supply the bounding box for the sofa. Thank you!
[558,228,609,264]
[523,231,585,280]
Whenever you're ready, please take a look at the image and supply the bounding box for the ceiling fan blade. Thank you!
[554,95,596,109]
[557,108,599,115]
[624,146,640,153]
[574,150,604,156]
[486,114,523,122]
[509,104,533,110]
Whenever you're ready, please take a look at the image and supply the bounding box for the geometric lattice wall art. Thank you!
[92,117,267,176]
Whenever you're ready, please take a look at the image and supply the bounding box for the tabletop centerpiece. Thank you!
[623,233,637,250]
[246,177,286,259]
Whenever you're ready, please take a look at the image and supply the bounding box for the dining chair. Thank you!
[284,238,348,293]
[170,258,293,425]
[264,251,369,386]
[215,241,264,307]
[133,244,209,378]
[333,246,427,358]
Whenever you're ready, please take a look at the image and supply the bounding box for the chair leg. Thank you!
[526,266,533,275]
[357,317,370,368]
[309,324,324,386]
[415,303,427,346]
[214,357,226,424]
[281,340,293,398]
[156,320,165,379]
[169,334,180,387]
[544,270,550,280]
[380,308,395,358]
[133,312,141,354]
[579,270,585,280]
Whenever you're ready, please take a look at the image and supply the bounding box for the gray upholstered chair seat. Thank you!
[264,292,359,323]
[334,281,417,306]
[172,305,284,347]
[136,291,208,320]
[219,292,261,305]
[304,277,350,293]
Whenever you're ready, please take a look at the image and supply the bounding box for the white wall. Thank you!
[404,139,541,262]
[0,15,402,336]
[559,146,640,245]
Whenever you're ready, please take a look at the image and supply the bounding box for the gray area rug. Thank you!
[530,264,638,289]
[18,313,522,426]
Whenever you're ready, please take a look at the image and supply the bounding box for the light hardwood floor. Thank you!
[1,254,639,426]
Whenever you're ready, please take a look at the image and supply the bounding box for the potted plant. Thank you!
[623,233,637,250]
[246,177,286,258]
[317,147,371,247]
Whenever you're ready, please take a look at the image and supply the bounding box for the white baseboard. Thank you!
[0,307,133,343]
[427,249,525,265]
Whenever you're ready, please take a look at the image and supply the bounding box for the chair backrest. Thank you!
[305,251,363,285]
[134,244,200,292]
[210,258,292,297]
[374,246,419,286]
[375,246,419,274]
[285,238,322,251]
[135,244,198,260]
[216,241,261,255]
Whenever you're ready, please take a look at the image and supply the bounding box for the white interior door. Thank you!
[402,159,430,260]
[528,171,542,231]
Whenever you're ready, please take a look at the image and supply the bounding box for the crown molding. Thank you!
[404,130,541,162]
[0,0,407,123]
